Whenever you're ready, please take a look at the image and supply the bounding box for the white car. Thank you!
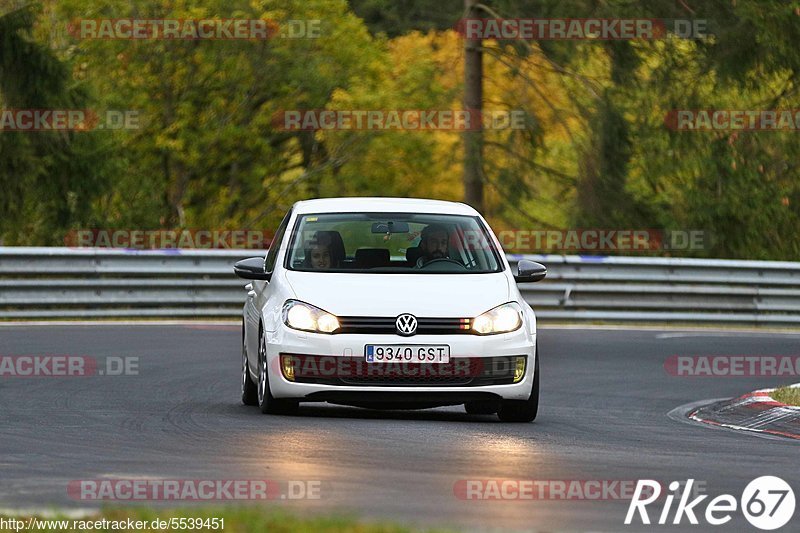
[234,197,546,422]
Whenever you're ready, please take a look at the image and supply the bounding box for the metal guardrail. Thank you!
[1,247,800,325]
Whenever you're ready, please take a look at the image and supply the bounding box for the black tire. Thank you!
[464,401,499,415]
[257,329,298,415]
[241,338,258,406]
[497,350,540,423]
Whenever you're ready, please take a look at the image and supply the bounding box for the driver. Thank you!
[415,223,451,267]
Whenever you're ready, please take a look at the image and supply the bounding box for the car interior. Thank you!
[294,228,429,269]
[289,215,499,272]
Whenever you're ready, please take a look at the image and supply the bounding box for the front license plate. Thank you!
[365,344,450,363]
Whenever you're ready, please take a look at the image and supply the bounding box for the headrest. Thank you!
[354,248,390,268]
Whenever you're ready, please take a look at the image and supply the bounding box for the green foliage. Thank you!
[0,0,798,259]
[0,2,114,244]
[348,0,461,37]
[52,0,379,232]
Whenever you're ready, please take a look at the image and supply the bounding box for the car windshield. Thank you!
[285,212,502,274]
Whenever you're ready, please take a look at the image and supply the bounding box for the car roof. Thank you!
[291,197,480,216]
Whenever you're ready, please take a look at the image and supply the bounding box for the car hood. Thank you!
[283,271,511,317]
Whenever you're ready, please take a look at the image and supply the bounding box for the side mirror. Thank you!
[234,257,271,280]
[514,260,547,283]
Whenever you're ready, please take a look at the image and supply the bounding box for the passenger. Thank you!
[303,235,333,269]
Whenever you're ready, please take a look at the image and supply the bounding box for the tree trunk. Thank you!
[463,0,483,212]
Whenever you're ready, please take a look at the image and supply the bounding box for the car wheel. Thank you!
[464,401,498,415]
[257,329,298,415]
[241,339,258,406]
[497,349,539,423]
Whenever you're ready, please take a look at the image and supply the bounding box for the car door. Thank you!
[245,209,292,370]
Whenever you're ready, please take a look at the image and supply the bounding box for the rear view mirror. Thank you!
[514,260,547,283]
[372,221,410,234]
[234,257,271,280]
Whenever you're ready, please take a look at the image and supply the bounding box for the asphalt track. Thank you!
[1,324,799,532]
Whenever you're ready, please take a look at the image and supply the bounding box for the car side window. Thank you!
[264,210,292,273]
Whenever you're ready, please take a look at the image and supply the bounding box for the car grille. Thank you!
[336,316,472,335]
[283,354,522,387]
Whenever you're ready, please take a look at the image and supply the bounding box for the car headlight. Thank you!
[472,302,523,335]
[282,300,340,334]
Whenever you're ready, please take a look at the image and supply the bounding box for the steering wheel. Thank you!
[419,258,468,270]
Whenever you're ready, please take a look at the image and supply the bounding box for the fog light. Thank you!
[281,354,296,381]
[513,356,526,383]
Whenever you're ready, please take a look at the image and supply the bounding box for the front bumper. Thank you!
[264,326,536,402]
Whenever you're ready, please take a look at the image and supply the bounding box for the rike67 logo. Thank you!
[625,477,795,530]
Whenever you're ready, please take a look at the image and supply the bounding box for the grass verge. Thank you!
[771,385,800,406]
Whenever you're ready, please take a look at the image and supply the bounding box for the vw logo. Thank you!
[395,313,418,336]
